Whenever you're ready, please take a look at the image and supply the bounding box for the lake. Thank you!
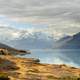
[18,49,80,68]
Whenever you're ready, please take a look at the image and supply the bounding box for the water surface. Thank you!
[19,49,80,68]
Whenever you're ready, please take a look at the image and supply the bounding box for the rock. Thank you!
[0,48,10,55]
[33,59,40,63]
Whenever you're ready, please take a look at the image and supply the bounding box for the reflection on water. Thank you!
[19,49,80,68]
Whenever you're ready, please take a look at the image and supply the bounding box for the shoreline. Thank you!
[0,55,80,80]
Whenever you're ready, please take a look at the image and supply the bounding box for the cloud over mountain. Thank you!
[0,26,55,49]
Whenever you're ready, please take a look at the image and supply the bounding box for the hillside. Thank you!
[0,43,30,55]
[55,32,80,49]
[0,26,54,49]
[0,55,80,80]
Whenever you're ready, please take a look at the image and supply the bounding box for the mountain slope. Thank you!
[0,42,28,55]
[10,31,54,49]
[0,26,55,49]
[56,32,80,49]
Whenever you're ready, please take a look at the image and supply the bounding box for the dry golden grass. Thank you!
[0,55,80,80]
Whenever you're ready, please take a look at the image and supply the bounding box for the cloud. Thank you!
[0,0,80,35]
[0,0,80,19]
[0,0,79,18]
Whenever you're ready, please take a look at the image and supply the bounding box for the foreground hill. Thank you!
[0,55,80,80]
[0,43,30,55]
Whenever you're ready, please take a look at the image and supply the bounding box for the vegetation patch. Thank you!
[27,69,40,73]
[0,72,10,80]
[26,73,41,80]
[59,73,80,80]
[47,75,58,80]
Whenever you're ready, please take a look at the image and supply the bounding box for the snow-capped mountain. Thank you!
[0,26,54,49]
[1,26,80,49]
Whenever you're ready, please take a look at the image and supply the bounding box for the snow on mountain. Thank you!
[10,29,54,49]
[0,26,55,49]
[1,26,79,49]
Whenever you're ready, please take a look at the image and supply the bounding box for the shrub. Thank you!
[47,75,57,80]
[59,73,80,80]
[27,69,39,73]
[0,72,10,80]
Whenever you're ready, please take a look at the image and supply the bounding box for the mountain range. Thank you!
[0,26,80,49]
[55,32,80,49]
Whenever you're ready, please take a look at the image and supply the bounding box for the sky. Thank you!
[0,0,80,35]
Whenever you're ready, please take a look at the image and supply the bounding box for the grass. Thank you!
[0,72,10,80]
[27,69,40,73]
[47,75,58,80]
[59,73,80,80]
[59,77,80,80]
[26,73,41,80]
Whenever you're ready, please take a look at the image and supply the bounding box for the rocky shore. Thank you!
[0,55,80,80]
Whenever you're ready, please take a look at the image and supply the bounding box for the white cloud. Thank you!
[0,0,80,35]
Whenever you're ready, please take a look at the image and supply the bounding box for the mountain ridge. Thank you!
[56,32,80,49]
[0,42,29,55]
[0,26,55,49]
